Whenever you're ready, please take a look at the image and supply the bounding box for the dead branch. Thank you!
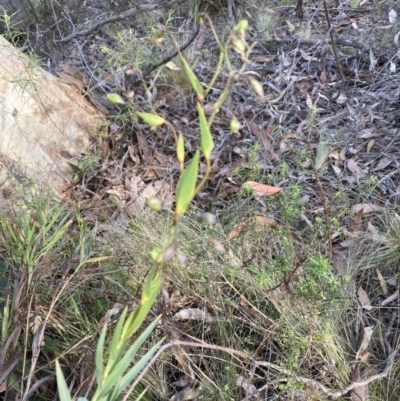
[54,0,189,44]
[122,331,395,400]
[262,36,369,51]
[143,22,200,78]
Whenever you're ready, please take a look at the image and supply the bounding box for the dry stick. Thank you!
[323,0,345,101]
[123,336,395,401]
[143,23,201,78]
[306,120,333,262]
[264,36,368,51]
[54,0,188,44]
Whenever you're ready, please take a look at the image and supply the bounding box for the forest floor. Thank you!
[2,0,400,400]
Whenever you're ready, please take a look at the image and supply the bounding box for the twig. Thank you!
[123,338,396,400]
[323,0,345,101]
[54,0,188,44]
[262,36,368,51]
[143,23,200,78]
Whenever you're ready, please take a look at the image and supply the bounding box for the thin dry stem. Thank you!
[123,335,395,400]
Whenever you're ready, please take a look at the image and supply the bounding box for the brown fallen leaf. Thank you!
[367,139,375,153]
[228,216,276,240]
[332,165,342,177]
[349,213,362,232]
[347,159,364,178]
[209,239,226,253]
[367,221,378,234]
[339,239,354,248]
[357,286,373,310]
[57,72,86,91]
[172,308,212,322]
[354,204,384,213]
[339,147,347,160]
[376,269,388,295]
[60,63,85,80]
[356,326,373,359]
[373,156,393,171]
[244,181,283,196]
[136,131,152,163]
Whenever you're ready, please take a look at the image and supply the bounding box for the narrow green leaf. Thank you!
[105,307,128,377]
[137,112,165,127]
[197,103,214,160]
[1,298,9,343]
[68,162,82,174]
[105,378,120,401]
[95,325,107,387]
[179,57,204,101]
[122,265,161,340]
[177,132,185,169]
[117,337,164,396]
[175,150,200,217]
[97,316,161,399]
[134,388,148,401]
[55,361,72,401]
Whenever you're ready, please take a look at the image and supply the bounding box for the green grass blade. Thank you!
[95,325,107,387]
[122,264,161,340]
[134,388,148,401]
[180,57,204,101]
[117,337,164,396]
[175,150,200,217]
[55,360,72,401]
[97,316,161,399]
[105,307,128,375]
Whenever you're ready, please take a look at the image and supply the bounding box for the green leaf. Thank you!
[197,103,214,160]
[137,112,165,127]
[67,162,82,175]
[106,307,128,375]
[175,150,200,217]
[97,316,161,399]
[95,325,107,387]
[122,264,161,340]
[134,389,149,401]
[56,361,72,401]
[117,337,164,396]
[179,57,204,101]
[2,299,9,343]
[177,132,185,169]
